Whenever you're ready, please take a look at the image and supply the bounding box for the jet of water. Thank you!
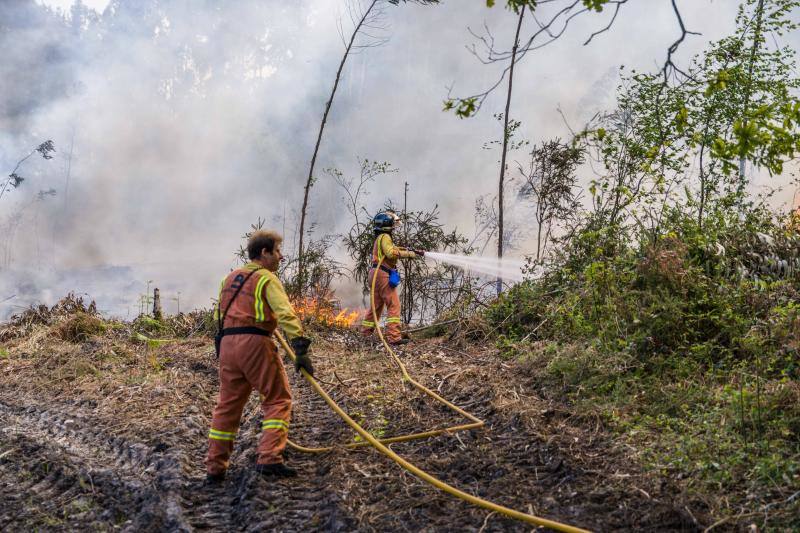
[424,252,528,283]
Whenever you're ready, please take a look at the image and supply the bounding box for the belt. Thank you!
[371,263,394,274]
[221,326,272,337]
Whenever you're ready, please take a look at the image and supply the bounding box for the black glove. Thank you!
[414,249,425,257]
[290,336,314,376]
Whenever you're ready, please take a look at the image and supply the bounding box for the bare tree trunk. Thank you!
[402,181,412,324]
[153,288,163,320]
[536,213,544,261]
[697,122,710,229]
[297,0,379,297]
[737,0,765,190]
[496,5,525,296]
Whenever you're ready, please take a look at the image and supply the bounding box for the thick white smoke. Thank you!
[1,0,770,319]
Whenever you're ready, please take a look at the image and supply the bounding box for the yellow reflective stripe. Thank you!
[261,426,288,432]
[209,428,236,441]
[261,419,289,431]
[386,317,402,323]
[253,274,269,322]
[361,320,375,327]
[214,276,226,320]
[261,419,288,427]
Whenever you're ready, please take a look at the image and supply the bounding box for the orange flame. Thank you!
[292,297,361,329]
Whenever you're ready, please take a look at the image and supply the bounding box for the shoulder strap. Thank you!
[217,268,264,333]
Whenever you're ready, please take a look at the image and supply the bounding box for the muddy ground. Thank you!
[0,308,705,531]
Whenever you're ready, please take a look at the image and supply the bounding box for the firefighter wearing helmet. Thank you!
[360,211,425,345]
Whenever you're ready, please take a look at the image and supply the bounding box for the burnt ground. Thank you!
[0,316,705,532]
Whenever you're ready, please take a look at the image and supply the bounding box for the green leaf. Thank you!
[581,0,609,11]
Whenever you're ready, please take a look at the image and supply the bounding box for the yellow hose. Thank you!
[275,331,589,532]
[285,257,483,452]
[272,257,592,532]
[366,258,484,423]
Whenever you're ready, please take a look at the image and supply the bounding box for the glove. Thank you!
[290,336,314,376]
[414,249,425,257]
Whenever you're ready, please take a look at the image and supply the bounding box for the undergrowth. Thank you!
[486,207,800,526]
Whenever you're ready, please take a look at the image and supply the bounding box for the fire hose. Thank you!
[274,257,590,532]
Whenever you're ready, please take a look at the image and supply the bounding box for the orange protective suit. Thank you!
[360,233,415,343]
[205,262,304,476]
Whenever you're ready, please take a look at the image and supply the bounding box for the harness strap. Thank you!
[221,326,271,337]
[371,263,394,274]
[215,267,266,358]
[217,267,265,333]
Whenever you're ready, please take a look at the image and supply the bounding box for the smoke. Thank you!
[1,0,775,319]
[1,0,331,317]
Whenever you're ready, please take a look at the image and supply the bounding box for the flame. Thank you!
[292,297,361,329]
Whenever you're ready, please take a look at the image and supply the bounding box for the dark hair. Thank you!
[247,230,283,260]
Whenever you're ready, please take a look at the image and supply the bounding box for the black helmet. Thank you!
[373,211,399,234]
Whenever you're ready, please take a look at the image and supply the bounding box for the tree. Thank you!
[517,139,584,260]
[701,0,800,184]
[296,0,440,297]
[495,5,525,295]
[445,0,698,118]
[575,0,800,257]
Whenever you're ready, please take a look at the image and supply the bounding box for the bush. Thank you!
[56,313,107,343]
[484,207,800,506]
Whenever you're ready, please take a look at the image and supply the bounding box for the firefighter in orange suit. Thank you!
[360,211,424,345]
[206,230,313,483]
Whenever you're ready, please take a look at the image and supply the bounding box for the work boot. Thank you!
[256,463,297,478]
[206,471,225,485]
[388,338,410,346]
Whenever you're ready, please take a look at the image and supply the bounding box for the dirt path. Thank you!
[0,385,355,531]
[0,326,700,531]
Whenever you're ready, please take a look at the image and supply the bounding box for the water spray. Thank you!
[424,252,530,283]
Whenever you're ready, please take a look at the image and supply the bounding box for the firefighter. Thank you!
[205,230,314,483]
[360,211,425,345]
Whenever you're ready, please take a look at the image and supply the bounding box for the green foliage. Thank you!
[694,0,800,178]
[487,205,800,514]
[443,97,477,119]
[132,315,166,335]
[483,0,611,13]
[56,313,107,343]
[577,0,800,238]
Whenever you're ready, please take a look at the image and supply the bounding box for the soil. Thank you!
[0,311,705,532]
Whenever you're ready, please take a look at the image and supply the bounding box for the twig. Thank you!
[407,319,460,334]
[478,511,496,533]
[0,448,18,460]
[437,370,459,393]
[333,370,356,389]
[684,506,700,528]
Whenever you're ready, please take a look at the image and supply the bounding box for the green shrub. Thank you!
[485,207,800,506]
[56,313,107,343]
[132,315,167,335]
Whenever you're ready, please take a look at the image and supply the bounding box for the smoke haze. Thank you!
[1,0,797,318]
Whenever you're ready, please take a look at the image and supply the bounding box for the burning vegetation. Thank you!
[291,295,361,329]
